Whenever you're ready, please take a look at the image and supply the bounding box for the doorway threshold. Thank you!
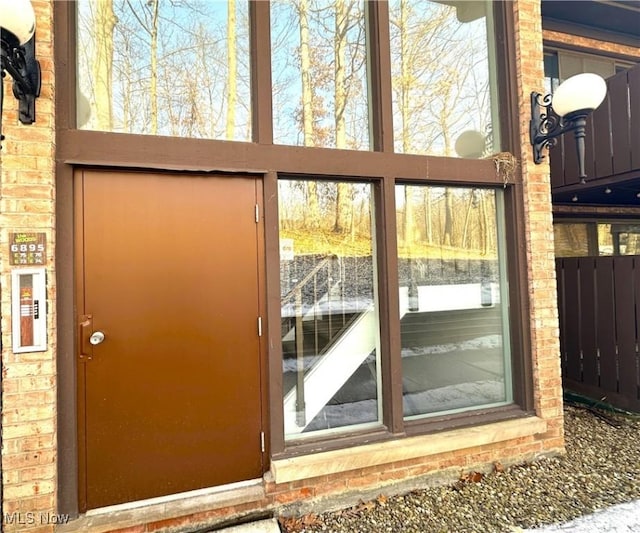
[59,479,266,533]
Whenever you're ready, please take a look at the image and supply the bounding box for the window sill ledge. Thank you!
[270,415,547,484]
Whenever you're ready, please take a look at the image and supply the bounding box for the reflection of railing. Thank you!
[283,307,376,434]
[281,254,349,426]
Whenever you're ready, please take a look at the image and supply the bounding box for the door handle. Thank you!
[79,314,93,359]
[90,331,105,345]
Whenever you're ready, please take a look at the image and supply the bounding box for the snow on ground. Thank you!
[521,499,640,533]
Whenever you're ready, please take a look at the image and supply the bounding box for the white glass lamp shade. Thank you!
[0,0,36,45]
[455,130,486,159]
[552,73,607,118]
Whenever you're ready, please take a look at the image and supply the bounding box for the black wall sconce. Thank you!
[530,73,606,180]
[0,0,41,148]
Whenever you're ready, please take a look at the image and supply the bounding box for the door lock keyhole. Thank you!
[90,331,105,345]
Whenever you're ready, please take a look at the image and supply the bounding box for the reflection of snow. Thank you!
[403,379,505,416]
[281,298,374,319]
[282,281,501,318]
[283,351,376,373]
[401,334,502,357]
[399,283,500,313]
[282,336,499,373]
[305,380,506,431]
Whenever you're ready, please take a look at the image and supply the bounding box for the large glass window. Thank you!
[69,1,522,446]
[271,1,371,149]
[396,185,512,417]
[279,180,515,440]
[76,0,251,140]
[279,179,381,438]
[389,0,501,157]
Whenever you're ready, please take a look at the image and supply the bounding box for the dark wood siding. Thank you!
[556,256,640,412]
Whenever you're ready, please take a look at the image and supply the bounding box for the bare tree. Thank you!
[298,0,314,146]
[91,0,117,130]
[333,0,352,234]
[226,0,237,139]
[390,1,493,249]
[296,0,320,227]
[78,0,251,138]
[443,189,454,247]
[149,0,159,134]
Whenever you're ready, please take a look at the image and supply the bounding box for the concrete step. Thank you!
[215,518,280,533]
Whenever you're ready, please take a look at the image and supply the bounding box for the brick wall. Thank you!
[544,29,640,60]
[1,1,57,532]
[513,0,564,442]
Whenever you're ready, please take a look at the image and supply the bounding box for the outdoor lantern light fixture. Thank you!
[530,72,607,180]
[455,130,487,159]
[0,0,41,147]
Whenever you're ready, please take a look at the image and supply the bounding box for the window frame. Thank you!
[544,47,637,82]
[393,184,515,421]
[55,0,532,508]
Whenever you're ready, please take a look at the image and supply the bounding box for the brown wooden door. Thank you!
[75,170,265,511]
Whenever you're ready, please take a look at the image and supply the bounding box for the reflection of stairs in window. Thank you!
[283,307,377,434]
[281,253,378,435]
[282,276,503,435]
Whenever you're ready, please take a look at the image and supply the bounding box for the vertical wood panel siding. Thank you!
[556,256,640,412]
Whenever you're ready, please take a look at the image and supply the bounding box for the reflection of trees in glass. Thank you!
[397,187,497,259]
[279,181,497,258]
[271,0,369,149]
[272,0,369,235]
[88,0,116,130]
[390,0,493,157]
[279,180,372,254]
[77,0,251,140]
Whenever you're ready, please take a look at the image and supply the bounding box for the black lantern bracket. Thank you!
[529,91,592,181]
[1,29,42,145]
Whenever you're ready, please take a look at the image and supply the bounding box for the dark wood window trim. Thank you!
[543,45,639,70]
[274,405,532,461]
[250,0,273,145]
[55,0,533,512]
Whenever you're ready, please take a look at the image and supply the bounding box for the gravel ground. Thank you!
[278,404,640,533]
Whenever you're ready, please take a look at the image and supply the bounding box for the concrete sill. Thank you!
[270,416,548,484]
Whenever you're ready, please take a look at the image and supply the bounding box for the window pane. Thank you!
[554,223,592,257]
[558,51,616,81]
[544,52,560,94]
[76,0,251,140]
[605,224,640,256]
[390,0,501,157]
[279,180,381,438]
[395,185,512,418]
[271,1,371,149]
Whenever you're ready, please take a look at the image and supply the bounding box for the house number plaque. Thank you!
[9,233,47,265]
